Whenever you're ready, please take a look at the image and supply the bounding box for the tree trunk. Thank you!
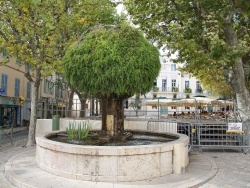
[223,23,250,120]
[95,99,99,116]
[101,98,124,137]
[26,67,41,146]
[67,88,75,118]
[75,90,87,118]
[79,98,86,117]
[91,98,95,116]
[26,78,40,146]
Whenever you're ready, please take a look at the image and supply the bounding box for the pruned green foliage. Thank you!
[62,24,160,98]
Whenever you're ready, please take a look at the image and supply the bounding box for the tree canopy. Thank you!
[0,0,118,74]
[0,0,119,145]
[125,0,250,118]
[62,24,160,99]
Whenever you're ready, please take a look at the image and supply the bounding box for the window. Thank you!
[185,81,190,88]
[44,79,54,94]
[56,87,63,98]
[1,74,8,95]
[185,106,190,109]
[14,78,20,97]
[153,80,157,86]
[162,79,167,91]
[16,57,21,65]
[196,81,201,89]
[171,79,176,87]
[171,106,176,109]
[171,64,176,71]
[27,82,31,99]
[196,81,202,93]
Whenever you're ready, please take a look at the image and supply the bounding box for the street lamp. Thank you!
[48,73,67,131]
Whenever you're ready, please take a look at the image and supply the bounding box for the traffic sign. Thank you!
[19,96,25,105]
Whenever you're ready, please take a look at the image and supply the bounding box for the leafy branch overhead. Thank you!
[124,0,250,95]
[0,0,120,146]
[0,0,118,76]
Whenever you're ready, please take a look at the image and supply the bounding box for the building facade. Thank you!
[1,50,210,122]
[150,53,207,99]
[0,53,67,127]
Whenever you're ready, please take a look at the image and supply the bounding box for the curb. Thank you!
[186,154,218,188]
[5,148,36,188]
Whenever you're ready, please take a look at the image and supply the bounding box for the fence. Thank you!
[190,122,250,153]
[180,122,250,153]
[147,120,178,133]
[147,120,250,153]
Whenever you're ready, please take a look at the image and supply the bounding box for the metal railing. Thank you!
[180,122,250,153]
[147,120,178,133]
[146,120,250,153]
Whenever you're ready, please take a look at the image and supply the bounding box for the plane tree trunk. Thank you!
[223,19,250,120]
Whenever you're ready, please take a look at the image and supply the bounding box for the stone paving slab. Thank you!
[3,148,217,188]
[199,150,250,188]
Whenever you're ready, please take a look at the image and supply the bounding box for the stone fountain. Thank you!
[35,119,189,182]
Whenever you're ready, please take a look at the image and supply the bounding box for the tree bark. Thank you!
[91,98,95,116]
[223,22,250,120]
[79,98,86,117]
[66,88,75,118]
[101,98,124,137]
[74,90,87,118]
[95,99,99,116]
[26,69,41,146]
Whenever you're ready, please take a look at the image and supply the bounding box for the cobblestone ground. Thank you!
[200,150,250,188]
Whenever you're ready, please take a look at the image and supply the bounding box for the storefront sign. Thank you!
[0,96,17,105]
[4,101,15,105]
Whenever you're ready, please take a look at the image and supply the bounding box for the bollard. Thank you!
[52,115,60,131]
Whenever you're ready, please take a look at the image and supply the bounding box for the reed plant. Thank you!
[66,120,91,140]
[77,121,91,140]
[66,121,77,139]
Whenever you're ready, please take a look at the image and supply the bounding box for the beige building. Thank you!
[0,53,67,127]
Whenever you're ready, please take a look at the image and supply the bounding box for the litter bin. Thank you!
[52,115,60,131]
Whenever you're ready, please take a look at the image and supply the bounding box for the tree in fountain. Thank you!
[62,24,160,139]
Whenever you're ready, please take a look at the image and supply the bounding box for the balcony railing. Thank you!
[152,87,204,94]
[153,87,192,93]
[152,87,179,92]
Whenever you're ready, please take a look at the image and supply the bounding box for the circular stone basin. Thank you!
[36,130,189,182]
